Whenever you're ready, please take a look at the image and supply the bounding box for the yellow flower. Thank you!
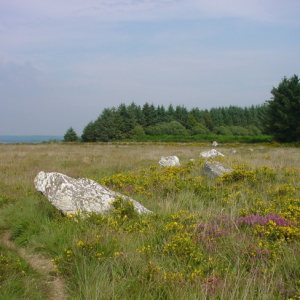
[77,240,85,247]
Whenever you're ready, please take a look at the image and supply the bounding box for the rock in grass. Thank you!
[203,161,233,177]
[34,171,152,215]
[159,156,180,167]
[199,149,225,159]
[212,141,218,147]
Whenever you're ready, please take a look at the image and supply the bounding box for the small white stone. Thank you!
[159,156,180,167]
[199,149,225,159]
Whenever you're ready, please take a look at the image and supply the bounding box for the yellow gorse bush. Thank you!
[98,160,206,197]
[49,157,300,297]
[218,164,256,183]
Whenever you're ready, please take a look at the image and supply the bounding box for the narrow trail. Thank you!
[2,231,67,300]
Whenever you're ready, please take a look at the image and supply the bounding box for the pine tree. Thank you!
[117,103,137,136]
[166,104,175,122]
[81,122,96,142]
[63,127,79,142]
[210,108,225,127]
[186,114,199,129]
[142,103,157,127]
[174,105,188,125]
[156,105,168,123]
[265,75,300,142]
[190,108,205,125]
[94,108,123,142]
[203,110,214,131]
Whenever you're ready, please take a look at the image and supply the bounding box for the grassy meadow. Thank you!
[0,142,300,299]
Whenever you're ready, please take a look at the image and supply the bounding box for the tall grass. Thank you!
[0,243,49,300]
[0,143,300,299]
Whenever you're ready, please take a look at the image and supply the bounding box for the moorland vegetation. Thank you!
[1,143,300,299]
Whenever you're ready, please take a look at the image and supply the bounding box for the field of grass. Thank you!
[0,142,300,299]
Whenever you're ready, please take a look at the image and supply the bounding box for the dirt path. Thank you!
[2,231,67,300]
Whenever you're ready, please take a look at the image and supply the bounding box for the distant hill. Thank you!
[0,135,63,143]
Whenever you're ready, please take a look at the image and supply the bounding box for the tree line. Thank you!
[64,75,300,143]
[64,104,266,142]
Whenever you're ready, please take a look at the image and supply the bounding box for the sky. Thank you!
[1,0,300,136]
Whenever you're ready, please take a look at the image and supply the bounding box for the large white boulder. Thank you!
[199,149,225,159]
[159,156,180,167]
[34,171,152,215]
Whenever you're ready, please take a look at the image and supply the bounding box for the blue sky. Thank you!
[1,0,300,135]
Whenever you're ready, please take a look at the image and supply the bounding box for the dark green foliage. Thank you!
[265,75,300,142]
[130,125,146,137]
[117,103,136,135]
[146,121,188,136]
[189,107,205,124]
[145,123,166,136]
[81,102,267,142]
[156,105,168,123]
[228,106,246,126]
[210,108,225,127]
[213,126,232,135]
[131,134,271,143]
[94,108,123,142]
[63,127,79,142]
[174,105,189,125]
[203,110,214,131]
[167,104,175,122]
[165,121,188,135]
[81,122,97,142]
[229,126,249,136]
[185,114,199,129]
[189,124,210,135]
[142,103,157,127]
[246,125,262,136]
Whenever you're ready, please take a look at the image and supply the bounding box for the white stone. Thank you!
[212,141,218,147]
[159,156,180,167]
[199,149,225,159]
[203,161,233,177]
[34,171,152,215]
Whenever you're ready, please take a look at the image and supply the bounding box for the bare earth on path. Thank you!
[1,231,67,300]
